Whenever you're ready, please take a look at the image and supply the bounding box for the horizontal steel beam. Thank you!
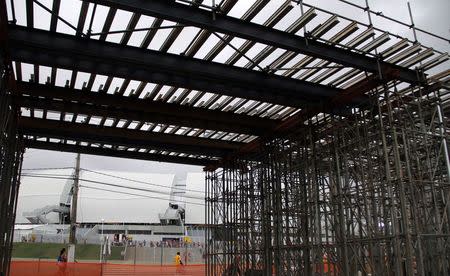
[204,70,401,170]
[88,0,425,84]
[15,81,278,135]
[18,117,244,157]
[8,25,350,108]
[24,140,214,166]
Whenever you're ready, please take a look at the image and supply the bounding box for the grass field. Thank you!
[12,243,124,260]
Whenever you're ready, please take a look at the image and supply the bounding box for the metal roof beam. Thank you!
[204,70,401,170]
[87,0,425,84]
[24,140,214,166]
[8,25,356,108]
[49,0,61,32]
[25,0,33,28]
[18,117,244,157]
[14,81,278,135]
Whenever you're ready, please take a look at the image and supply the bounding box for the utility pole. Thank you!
[68,153,80,262]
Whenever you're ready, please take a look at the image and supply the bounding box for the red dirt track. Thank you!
[10,260,205,275]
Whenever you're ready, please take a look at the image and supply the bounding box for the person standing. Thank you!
[174,251,184,274]
[57,248,67,275]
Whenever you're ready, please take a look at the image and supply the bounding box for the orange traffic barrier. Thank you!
[10,260,205,276]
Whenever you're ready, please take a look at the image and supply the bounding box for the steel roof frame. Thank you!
[3,0,447,166]
[14,81,279,135]
[87,0,425,84]
[18,117,245,157]
[8,25,351,109]
[24,140,217,166]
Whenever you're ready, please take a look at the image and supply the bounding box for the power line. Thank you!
[79,185,204,206]
[19,194,61,197]
[22,167,74,171]
[18,193,155,201]
[20,174,204,201]
[81,168,204,194]
[21,173,74,178]
[21,168,205,193]
[80,196,157,201]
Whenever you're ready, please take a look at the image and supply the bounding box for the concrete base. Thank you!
[67,244,75,262]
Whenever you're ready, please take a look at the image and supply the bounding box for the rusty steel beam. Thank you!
[18,117,244,157]
[14,81,279,135]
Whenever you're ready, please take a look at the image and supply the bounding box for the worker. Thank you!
[175,251,184,274]
[175,251,183,265]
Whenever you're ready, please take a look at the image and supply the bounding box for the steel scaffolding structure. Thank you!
[0,55,24,276]
[1,2,25,275]
[206,80,450,275]
[1,0,449,275]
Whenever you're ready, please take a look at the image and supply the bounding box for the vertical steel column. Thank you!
[0,53,23,276]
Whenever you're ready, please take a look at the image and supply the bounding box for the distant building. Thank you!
[15,169,205,244]
[17,169,204,224]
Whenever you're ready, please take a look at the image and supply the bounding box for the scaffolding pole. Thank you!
[0,53,24,276]
[205,77,450,275]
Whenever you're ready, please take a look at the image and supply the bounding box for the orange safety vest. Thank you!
[174,255,182,265]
